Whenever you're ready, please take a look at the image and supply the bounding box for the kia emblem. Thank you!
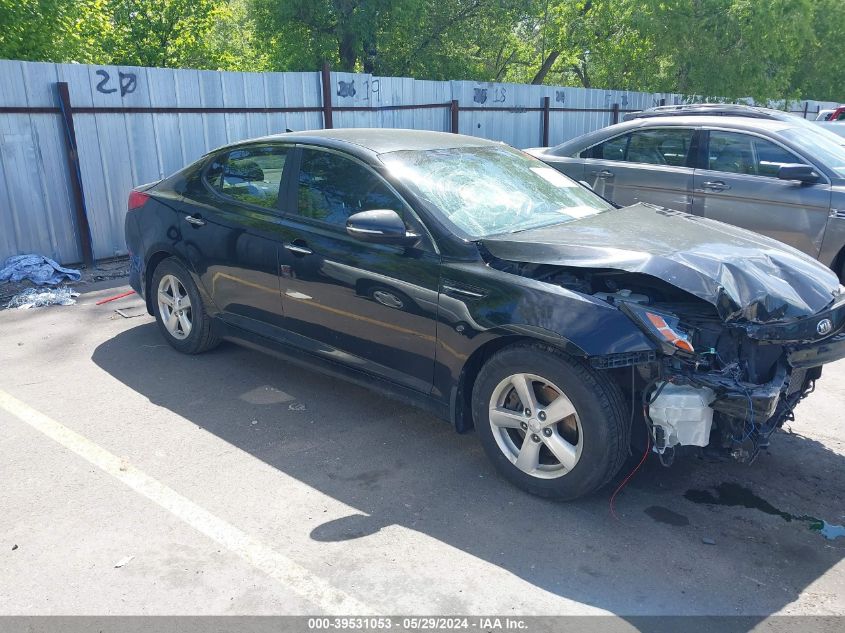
[817,319,833,336]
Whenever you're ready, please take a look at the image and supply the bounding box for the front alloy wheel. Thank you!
[473,344,628,499]
[489,373,582,478]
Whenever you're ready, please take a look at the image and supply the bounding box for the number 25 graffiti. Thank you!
[95,69,137,97]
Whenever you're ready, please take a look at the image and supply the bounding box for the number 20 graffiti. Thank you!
[95,69,138,97]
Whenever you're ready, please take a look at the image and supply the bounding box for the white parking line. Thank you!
[0,388,375,615]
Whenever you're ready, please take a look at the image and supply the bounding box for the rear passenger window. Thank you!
[584,129,693,166]
[626,129,693,166]
[584,135,628,160]
[707,131,804,177]
[206,145,288,209]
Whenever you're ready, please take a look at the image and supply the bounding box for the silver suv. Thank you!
[528,105,845,279]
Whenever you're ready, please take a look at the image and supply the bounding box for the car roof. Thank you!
[633,115,795,131]
[623,103,798,122]
[550,115,798,154]
[229,128,499,156]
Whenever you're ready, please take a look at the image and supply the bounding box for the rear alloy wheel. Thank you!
[473,344,629,499]
[157,274,192,340]
[151,257,219,354]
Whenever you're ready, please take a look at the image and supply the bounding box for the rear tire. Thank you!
[472,343,629,500]
[151,257,219,354]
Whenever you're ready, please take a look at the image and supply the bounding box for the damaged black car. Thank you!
[125,129,845,500]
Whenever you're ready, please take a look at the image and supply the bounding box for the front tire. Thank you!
[472,343,629,499]
[151,257,219,354]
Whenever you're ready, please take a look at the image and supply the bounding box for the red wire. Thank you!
[95,290,136,305]
[609,414,651,521]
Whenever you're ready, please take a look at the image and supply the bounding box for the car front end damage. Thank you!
[478,203,845,466]
[617,290,845,465]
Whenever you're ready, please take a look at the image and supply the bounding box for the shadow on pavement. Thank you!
[93,322,845,619]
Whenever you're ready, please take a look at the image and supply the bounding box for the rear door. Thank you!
[276,146,441,394]
[691,129,832,256]
[178,144,292,336]
[579,127,697,212]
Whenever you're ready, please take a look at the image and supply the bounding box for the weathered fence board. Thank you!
[0,59,839,265]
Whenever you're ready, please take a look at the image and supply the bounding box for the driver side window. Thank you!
[707,131,804,177]
[296,148,405,228]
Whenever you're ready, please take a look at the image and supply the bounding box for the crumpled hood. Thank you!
[481,204,841,324]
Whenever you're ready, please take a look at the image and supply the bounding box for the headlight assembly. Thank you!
[621,302,695,354]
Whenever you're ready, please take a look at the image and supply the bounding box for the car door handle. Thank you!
[701,180,730,192]
[283,242,313,256]
[184,214,206,227]
[592,169,615,179]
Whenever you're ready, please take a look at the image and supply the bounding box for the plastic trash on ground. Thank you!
[6,286,79,309]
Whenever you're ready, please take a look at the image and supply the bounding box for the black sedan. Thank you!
[125,129,845,499]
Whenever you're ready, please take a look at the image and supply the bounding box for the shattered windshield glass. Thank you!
[381,144,613,238]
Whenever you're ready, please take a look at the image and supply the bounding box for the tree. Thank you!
[0,0,105,63]
[249,0,531,78]
[794,0,845,103]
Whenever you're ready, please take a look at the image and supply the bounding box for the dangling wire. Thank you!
[609,366,652,521]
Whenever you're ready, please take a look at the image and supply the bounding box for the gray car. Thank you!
[528,107,845,279]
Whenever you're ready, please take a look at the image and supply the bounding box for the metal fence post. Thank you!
[541,96,550,147]
[321,62,333,129]
[450,100,459,133]
[803,102,809,119]
[56,82,94,266]
[612,102,620,124]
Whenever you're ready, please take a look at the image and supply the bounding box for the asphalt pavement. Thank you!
[1,282,844,618]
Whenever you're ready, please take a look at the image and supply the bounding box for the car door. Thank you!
[276,145,440,393]
[177,144,292,337]
[533,153,585,183]
[692,129,832,256]
[579,127,697,212]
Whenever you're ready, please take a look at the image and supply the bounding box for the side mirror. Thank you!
[777,164,820,184]
[346,209,419,246]
[578,180,594,191]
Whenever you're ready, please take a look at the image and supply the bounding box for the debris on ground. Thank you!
[289,402,306,411]
[6,286,79,309]
[113,555,135,568]
[702,537,717,545]
[115,305,147,318]
[0,254,81,286]
[1,256,130,309]
[11,544,18,551]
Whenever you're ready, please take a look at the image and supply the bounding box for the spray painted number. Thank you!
[95,69,137,97]
[364,79,380,102]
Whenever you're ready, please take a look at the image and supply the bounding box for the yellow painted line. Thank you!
[0,389,375,615]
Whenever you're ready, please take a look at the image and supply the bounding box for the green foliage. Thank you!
[0,0,842,102]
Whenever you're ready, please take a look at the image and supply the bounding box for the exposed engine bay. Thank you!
[486,256,843,466]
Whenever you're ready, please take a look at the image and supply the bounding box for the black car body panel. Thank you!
[125,128,845,468]
[482,203,841,325]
